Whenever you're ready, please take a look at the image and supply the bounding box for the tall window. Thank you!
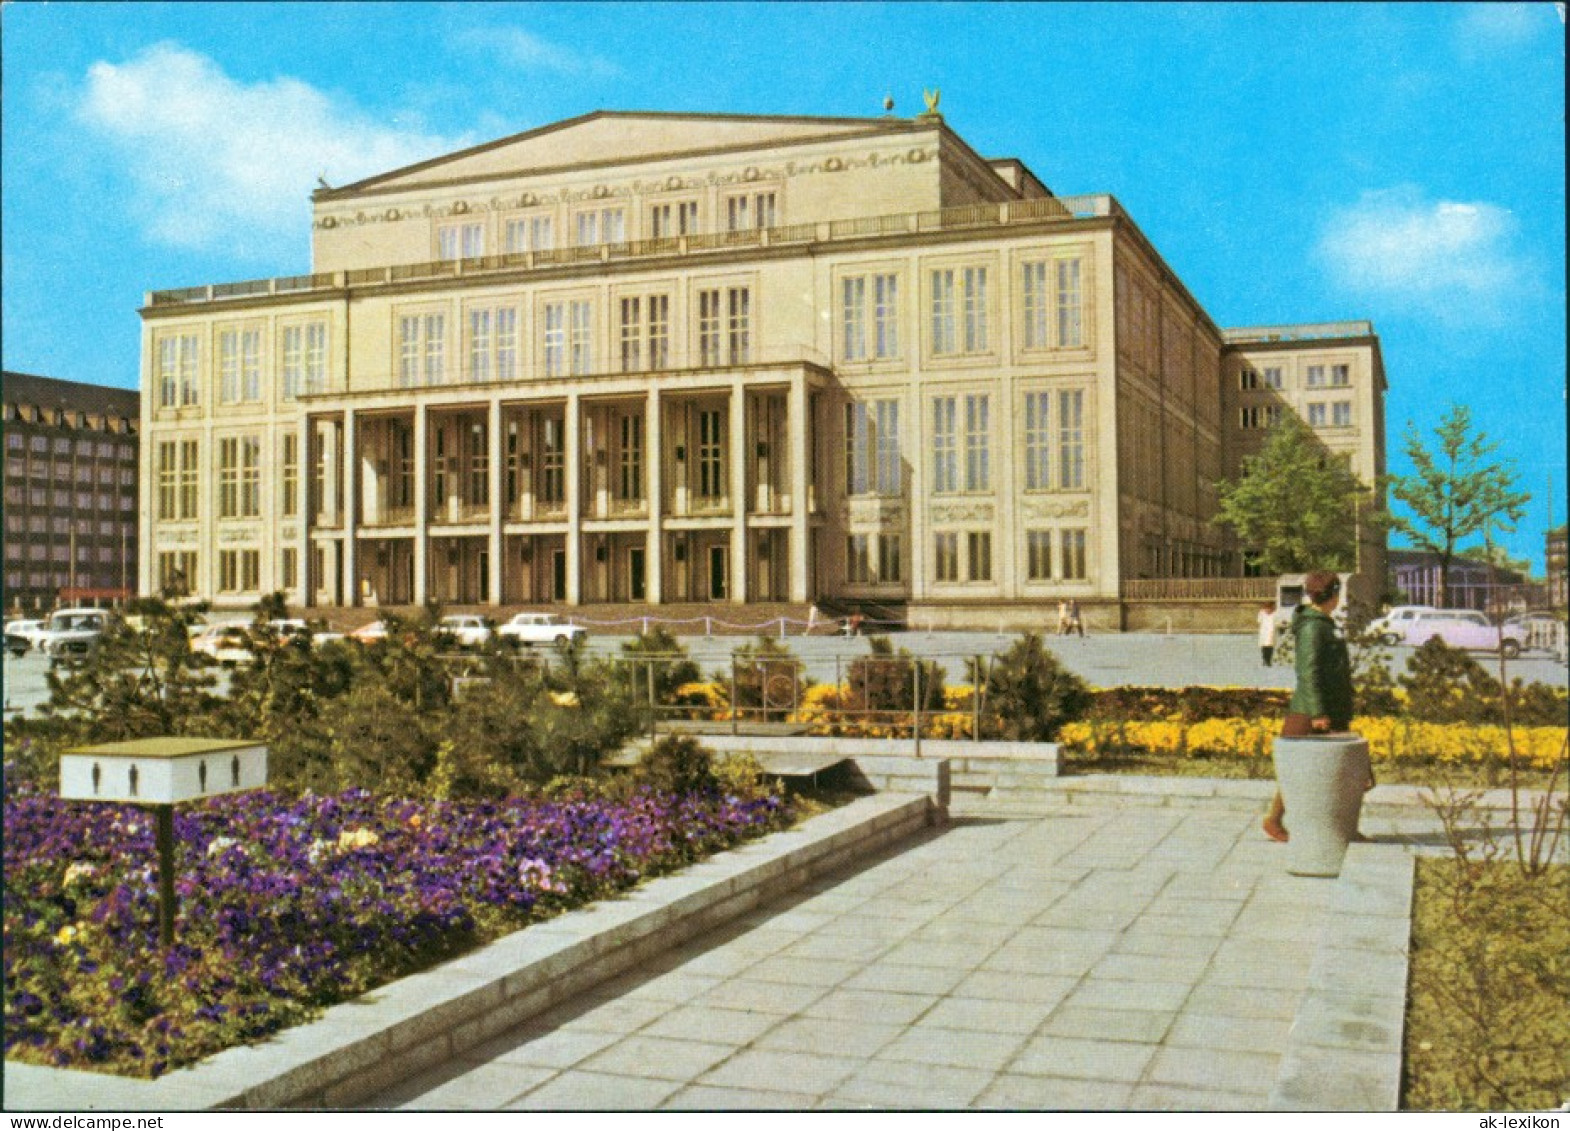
[1263,366,1284,389]
[728,287,751,363]
[1056,259,1083,347]
[438,222,484,260]
[650,200,698,238]
[1027,530,1053,580]
[283,322,328,397]
[1306,365,1326,388]
[219,328,261,404]
[1330,364,1350,387]
[619,295,670,371]
[968,532,993,582]
[698,409,725,499]
[846,535,871,584]
[469,307,518,382]
[575,208,625,247]
[931,267,987,354]
[156,441,177,521]
[934,533,959,582]
[539,417,565,504]
[398,315,444,387]
[466,425,488,505]
[619,298,642,372]
[841,274,899,361]
[543,304,566,377]
[1307,402,1328,427]
[697,288,749,366]
[963,394,990,491]
[698,290,721,366]
[158,334,200,408]
[1332,401,1353,427]
[1024,258,1087,349]
[281,432,299,517]
[845,400,900,497]
[280,547,298,590]
[1239,367,1259,391]
[1061,529,1087,580]
[178,440,199,520]
[569,300,593,375]
[617,413,644,501]
[219,438,240,519]
[932,397,958,493]
[878,533,903,584]
[1058,390,1084,490]
[1024,392,1051,490]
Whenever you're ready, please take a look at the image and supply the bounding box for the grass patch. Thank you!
[1403,857,1570,1110]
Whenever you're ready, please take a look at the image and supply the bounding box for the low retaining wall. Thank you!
[2,793,937,1112]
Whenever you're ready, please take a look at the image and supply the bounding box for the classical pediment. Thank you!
[329,111,909,196]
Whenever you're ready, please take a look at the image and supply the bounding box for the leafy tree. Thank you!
[970,633,1091,741]
[1214,413,1369,574]
[1384,404,1529,608]
[845,636,946,715]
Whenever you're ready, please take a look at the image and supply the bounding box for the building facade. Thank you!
[138,110,1387,625]
[3,372,140,613]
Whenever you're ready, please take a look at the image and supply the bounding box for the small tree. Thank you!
[972,634,1091,741]
[1383,404,1529,609]
[619,627,701,706]
[845,636,946,717]
[1214,414,1369,574]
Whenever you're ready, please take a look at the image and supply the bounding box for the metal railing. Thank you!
[1121,577,1278,602]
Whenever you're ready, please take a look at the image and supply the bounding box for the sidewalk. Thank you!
[369,791,1422,1110]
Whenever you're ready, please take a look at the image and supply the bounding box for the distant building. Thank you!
[137,109,1388,625]
[2,372,141,613]
[1388,548,1526,612]
[1547,525,1567,609]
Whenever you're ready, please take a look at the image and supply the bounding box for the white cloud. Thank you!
[75,43,466,261]
[1456,2,1546,51]
[451,26,622,79]
[1316,186,1527,322]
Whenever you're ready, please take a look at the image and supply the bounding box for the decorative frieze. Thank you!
[930,501,995,524]
[1020,498,1091,520]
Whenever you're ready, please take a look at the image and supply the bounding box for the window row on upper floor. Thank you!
[1237,399,1355,429]
[1237,361,1356,391]
[3,432,136,461]
[429,189,784,261]
[150,253,1095,407]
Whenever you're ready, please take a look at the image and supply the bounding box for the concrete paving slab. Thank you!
[974,1073,1135,1110]
[391,1061,552,1110]
[803,988,941,1026]
[1057,978,1195,1014]
[1007,1035,1160,1083]
[660,1084,817,1110]
[877,1025,1029,1073]
[578,1035,735,1081]
[951,969,1082,1006]
[918,994,1063,1036]
[1146,1045,1280,1095]
[503,1069,682,1110]
[467,1024,622,1070]
[754,1015,903,1058]
[1040,1005,1176,1044]
[696,1047,856,1096]
[825,1058,994,1109]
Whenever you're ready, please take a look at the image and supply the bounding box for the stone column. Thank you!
[488,397,503,606]
[646,387,663,605]
[413,403,428,605]
[342,409,358,607]
[565,393,582,605]
[729,381,747,604]
[788,373,810,602]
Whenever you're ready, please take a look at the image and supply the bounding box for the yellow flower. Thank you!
[548,690,580,708]
[337,828,380,851]
[54,925,79,946]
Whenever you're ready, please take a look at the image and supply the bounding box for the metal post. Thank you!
[730,653,739,736]
[154,804,176,948]
[647,656,657,740]
[913,660,923,758]
[973,654,982,740]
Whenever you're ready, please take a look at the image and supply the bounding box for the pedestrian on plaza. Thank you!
[1263,571,1366,843]
[1065,599,1084,637]
[1257,602,1278,666]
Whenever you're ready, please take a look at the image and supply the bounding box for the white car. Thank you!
[496,613,587,648]
[36,608,114,659]
[436,615,494,650]
[1396,609,1528,658]
[190,623,256,666]
[1367,605,1437,646]
[4,619,47,656]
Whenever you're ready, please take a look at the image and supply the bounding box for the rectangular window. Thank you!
[179,440,199,520]
[506,214,555,253]
[934,532,959,582]
[281,433,299,517]
[844,399,900,497]
[218,437,240,519]
[1239,367,1259,391]
[468,307,518,382]
[932,396,958,493]
[962,267,988,352]
[872,274,899,359]
[617,413,643,501]
[963,394,990,491]
[1331,364,1350,387]
[1307,402,1328,427]
[568,300,592,375]
[1056,259,1083,347]
[543,304,566,377]
[698,290,721,366]
[931,270,956,354]
[1061,529,1087,580]
[438,222,484,260]
[284,322,328,396]
[1332,401,1353,427]
[698,409,724,500]
[725,192,776,232]
[619,297,642,372]
[156,441,177,521]
[1263,366,1283,389]
[539,417,565,504]
[728,287,751,364]
[1027,530,1053,580]
[1306,365,1326,388]
[878,533,903,584]
[219,550,238,592]
[575,208,624,246]
[1023,261,1048,350]
[846,534,871,584]
[219,328,262,404]
[241,549,260,591]
[650,200,699,238]
[841,274,899,361]
[466,424,488,505]
[158,334,200,408]
[647,295,670,369]
[842,277,866,362]
[1024,391,1051,491]
[1058,390,1084,490]
[968,532,993,582]
[280,547,298,590]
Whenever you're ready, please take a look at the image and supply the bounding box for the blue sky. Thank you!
[3,1,1564,570]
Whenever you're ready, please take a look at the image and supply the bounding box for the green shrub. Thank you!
[844,636,946,715]
[619,627,701,704]
[637,734,718,796]
[974,633,1091,741]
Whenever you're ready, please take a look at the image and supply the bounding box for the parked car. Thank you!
[434,614,494,650]
[1396,609,1527,658]
[190,623,256,666]
[1502,612,1566,655]
[348,620,390,644]
[36,608,114,659]
[4,618,47,657]
[1366,605,1437,646]
[496,612,588,648]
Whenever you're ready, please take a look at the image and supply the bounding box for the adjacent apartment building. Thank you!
[137,109,1386,626]
[3,372,140,613]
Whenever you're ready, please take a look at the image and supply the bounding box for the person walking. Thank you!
[1257,602,1278,666]
[1057,600,1071,636]
[1066,599,1084,637]
[1263,571,1357,843]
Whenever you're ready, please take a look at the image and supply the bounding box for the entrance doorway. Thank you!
[708,544,728,601]
[628,547,646,602]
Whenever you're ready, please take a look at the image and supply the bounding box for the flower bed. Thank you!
[3,782,793,1078]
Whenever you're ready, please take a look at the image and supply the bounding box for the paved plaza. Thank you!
[367,787,1457,1111]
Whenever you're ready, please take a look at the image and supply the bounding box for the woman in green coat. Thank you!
[1263,571,1355,842]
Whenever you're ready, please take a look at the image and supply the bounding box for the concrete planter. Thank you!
[1271,734,1371,877]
